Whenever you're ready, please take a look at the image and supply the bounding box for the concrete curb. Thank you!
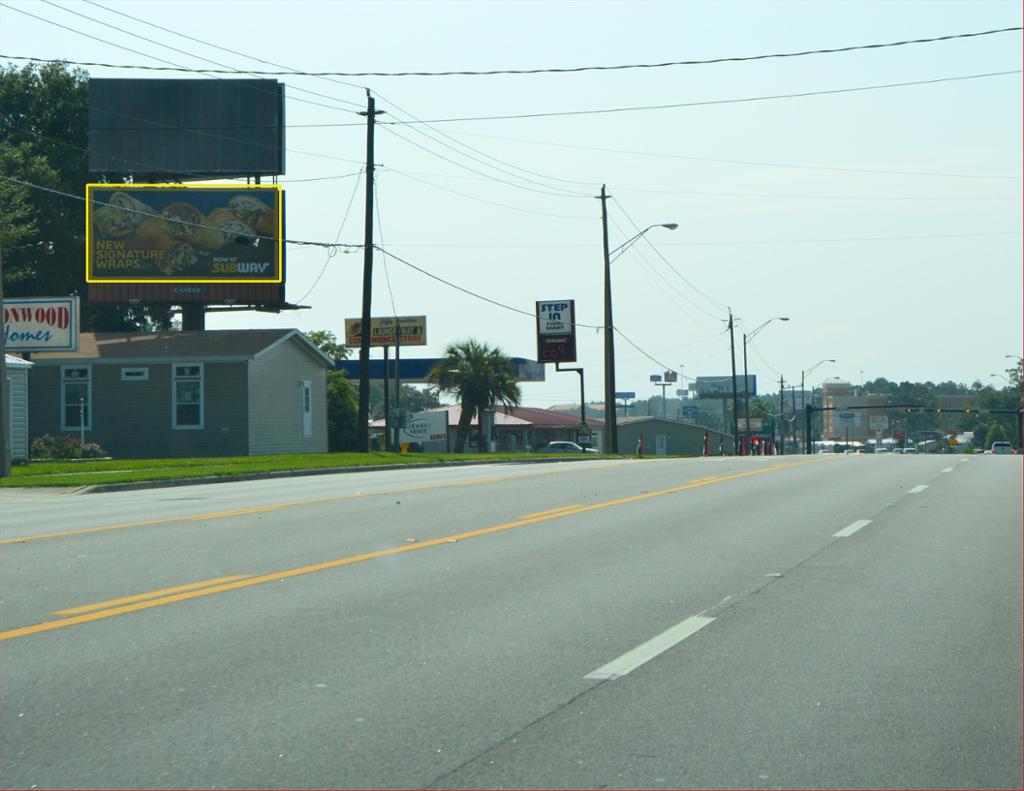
[78,455,614,494]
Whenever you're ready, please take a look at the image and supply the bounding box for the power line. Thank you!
[6,52,1019,141]
[429,130,1024,182]
[384,168,593,220]
[79,0,367,109]
[22,0,597,199]
[295,170,364,304]
[606,214,725,332]
[375,70,1024,124]
[2,89,364,167]
[0,174,361,249]
[372,92,598,192]
[78,0,369,96]
[374,244,713,376]
[3,1,362,116]
[6,26,1018,76]
[374,246,535,318]
[378,123,589,199]
[612,197,729,314]
[374,173,399,318]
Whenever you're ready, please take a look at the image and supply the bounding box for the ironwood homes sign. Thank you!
[2,297,80,352]
[535,300,577,363]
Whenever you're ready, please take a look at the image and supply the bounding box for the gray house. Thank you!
[4,354,32,462]
[617,416,732,456]
[28,330,330,459]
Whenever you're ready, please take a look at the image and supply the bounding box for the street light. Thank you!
[801,358,835,453]
[609,224,679,263]
[601,192,676,454]
[741,317,789,455]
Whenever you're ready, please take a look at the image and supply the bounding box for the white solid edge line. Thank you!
[585,615,715,681]
[833,519,872,538]
[908,484,929,494]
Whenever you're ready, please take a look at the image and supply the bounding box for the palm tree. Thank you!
[428,339,522,453]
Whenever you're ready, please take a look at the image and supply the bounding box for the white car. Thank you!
[903,447,918,455]
[991,441,1014,455]
[536,441,599,454]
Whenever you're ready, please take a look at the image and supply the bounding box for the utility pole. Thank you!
[357,92,383,452]
[790,386,797,449]
[728,309,739,455]
[599,184,618,454]
[778,375,785,455]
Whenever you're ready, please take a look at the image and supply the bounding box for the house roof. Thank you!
[370,405,603,429]
[4,354,32,368]
[27,329,332,367]
[504,406,604,428]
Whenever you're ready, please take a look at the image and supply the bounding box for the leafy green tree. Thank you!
[306,330,357,451]
[0,62,171,331]
[985,423,1008,448]
[304,330,348,361]
[325,371,359,452]
[428,339,521,453]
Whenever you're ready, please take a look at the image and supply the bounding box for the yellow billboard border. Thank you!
[85,183,284,284]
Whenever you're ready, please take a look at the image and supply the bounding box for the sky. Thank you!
[1,0,1021,408]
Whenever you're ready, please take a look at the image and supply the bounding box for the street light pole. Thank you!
[598,191,677,455]
[741,316,789,456]
[801,358,835,453]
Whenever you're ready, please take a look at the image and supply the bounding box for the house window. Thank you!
[301,380,312,438]
[172,363,203,429]
[61,366,91,430]
[121,367,149,381]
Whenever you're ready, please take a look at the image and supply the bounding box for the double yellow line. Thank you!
[0,457,826,641]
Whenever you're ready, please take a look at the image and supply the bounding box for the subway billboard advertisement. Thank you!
[86,184,283,283]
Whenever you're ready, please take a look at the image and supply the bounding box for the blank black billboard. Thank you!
[89,79,285,178]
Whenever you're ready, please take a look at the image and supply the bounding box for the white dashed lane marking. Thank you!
[834,519,872,538]
[585,616,715,681]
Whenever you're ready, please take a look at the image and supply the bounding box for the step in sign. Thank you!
[536,300,577,363]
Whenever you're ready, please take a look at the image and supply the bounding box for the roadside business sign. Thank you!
[868,415,889,431]
[650,374,662,382]
[535,300,577,363]
[398,410,448,445]
[835,410,862,428]
[663,370,678,382]
[2,296,79,352]
[694,375,757,398]
[86,184,283,284]
[614,391,636,399]
[344,316,427,348]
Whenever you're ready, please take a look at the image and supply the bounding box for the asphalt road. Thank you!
[1,453,1020,789]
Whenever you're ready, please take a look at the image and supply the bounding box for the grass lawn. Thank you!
[1,451,607,488]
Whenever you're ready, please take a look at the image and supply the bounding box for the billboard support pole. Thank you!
[395,317,402,451]
[383,345,390,452]
[0,238,10,477]
[358,93,384,452]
